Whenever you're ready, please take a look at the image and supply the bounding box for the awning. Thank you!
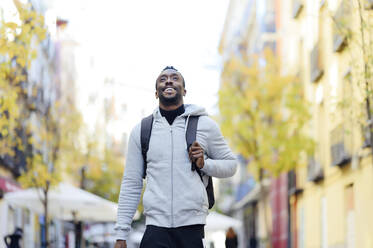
[205,211,242,232]
[0,176,21,193]
[4,182,118,222]
[232,178,271,210]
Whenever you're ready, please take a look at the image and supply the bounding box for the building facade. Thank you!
[219,0,373,247]
[283,0,373,247]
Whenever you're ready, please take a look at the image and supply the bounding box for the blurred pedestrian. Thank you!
[4,227,23,248]
[225,227,238,248]
[114,66,237,248]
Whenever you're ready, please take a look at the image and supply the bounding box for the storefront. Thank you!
[0,176,23,248]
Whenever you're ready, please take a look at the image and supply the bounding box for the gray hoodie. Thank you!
[114,104,237,240]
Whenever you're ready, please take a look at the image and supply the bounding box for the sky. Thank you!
[44,0,230,138]
[51,0,229,108]
[2,0,230,140]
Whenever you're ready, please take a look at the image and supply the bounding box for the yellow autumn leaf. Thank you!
[5,22,18,30]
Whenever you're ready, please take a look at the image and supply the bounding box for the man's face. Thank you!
[155,69,186,106]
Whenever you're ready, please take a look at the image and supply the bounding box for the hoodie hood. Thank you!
[153,104,208,118]
[182,104,208,117]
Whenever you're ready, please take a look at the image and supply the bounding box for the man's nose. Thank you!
[165,79,173,85]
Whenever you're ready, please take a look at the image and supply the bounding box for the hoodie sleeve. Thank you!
[199,117,237,178]
[114,124,144,241]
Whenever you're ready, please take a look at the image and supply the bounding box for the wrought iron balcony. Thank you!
[333,34,348,52]
[310,44,324,82]
[293,0,304,18]
[330,124,351,167]
[362,122,372,148]
[288,170,303,196]
[307,158,324,182]
[332,1,350,52]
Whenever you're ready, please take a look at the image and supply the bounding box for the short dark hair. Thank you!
[155,66,185,89]
[162,66,178,72]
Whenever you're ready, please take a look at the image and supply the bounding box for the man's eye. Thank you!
[160,78,166,82]
[173,77,178,80]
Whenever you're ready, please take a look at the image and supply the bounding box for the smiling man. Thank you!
[114,66,237,248]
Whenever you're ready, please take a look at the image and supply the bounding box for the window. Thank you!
[330,70,353,167]
[345,184,355,248]
[332,0,351,52]
[321,197,328,248]
[311,8,326,82]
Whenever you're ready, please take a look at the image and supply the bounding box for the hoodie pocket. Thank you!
[196,179,206,206]
[142,176,171,216]
[173,170,206,213]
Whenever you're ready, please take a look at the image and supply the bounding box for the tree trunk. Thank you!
[43,194,48,247]
[43,183,50,248]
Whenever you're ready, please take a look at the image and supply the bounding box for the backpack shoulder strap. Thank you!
[186,115,215,209]
[186,116,199,149]
[141,114,154,178]
[186,116,199,171]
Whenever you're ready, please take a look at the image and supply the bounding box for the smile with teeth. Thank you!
[164,87,176,93]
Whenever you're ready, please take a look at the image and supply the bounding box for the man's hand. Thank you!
[114,240,127,248]
[189,141,204,169]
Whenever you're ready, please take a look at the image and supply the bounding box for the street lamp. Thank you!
[75,165,88,248]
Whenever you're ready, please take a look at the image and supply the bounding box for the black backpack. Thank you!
[140,114,215,209]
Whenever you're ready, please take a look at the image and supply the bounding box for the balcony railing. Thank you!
[362,123,372,148]
[332,1,350,52]
[310,44,324,82]
[330,124,351,167]
[293,0,304,18]
[288,170,303,196]
[307,158,324,182]
[333,34,348,52]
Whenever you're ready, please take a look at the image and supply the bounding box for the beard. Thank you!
[157,87,183,106]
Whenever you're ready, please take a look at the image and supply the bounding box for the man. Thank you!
[114,66,237,248]
[4,227,23,248]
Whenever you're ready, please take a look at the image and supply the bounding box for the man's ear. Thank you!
[155,91,159,99]
[183,89,187,96]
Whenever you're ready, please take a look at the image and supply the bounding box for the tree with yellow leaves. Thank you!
[2,2,125,246]
[219,49,314,177]
[218,49,314,246]
[82,144,124,202]
[1,2,85,246]
[18,100,84,247]
[0,0,46,163]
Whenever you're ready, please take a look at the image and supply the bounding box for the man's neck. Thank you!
[159,102,184,111]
